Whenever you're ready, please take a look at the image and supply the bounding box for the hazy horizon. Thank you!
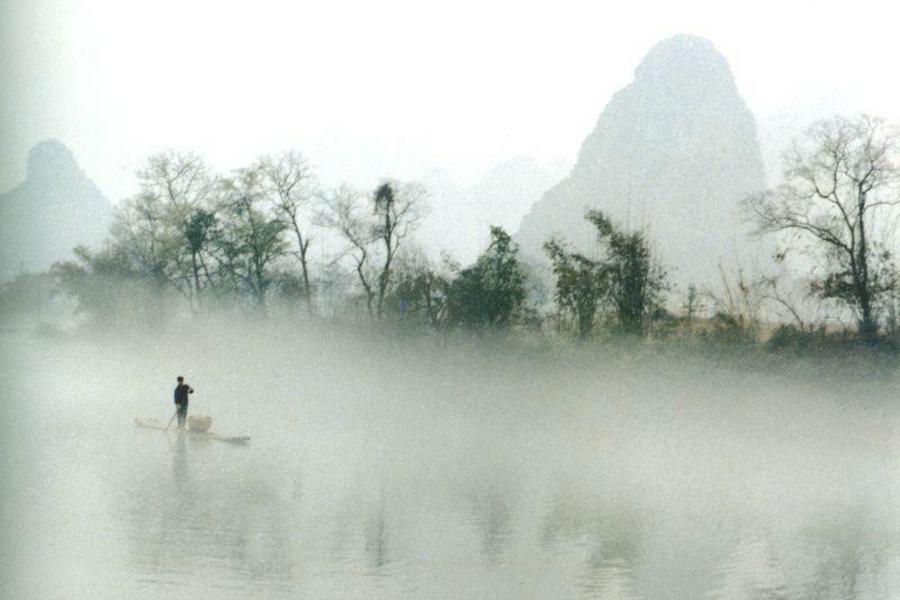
[2,0,896,202]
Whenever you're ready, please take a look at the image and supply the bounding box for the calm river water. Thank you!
[3,329,900,599]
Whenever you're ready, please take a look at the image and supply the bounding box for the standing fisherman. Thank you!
[173,376,194,429]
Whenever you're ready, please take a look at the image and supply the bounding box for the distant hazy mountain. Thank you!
[0,140,112,280]
[515,35,768,288]
[420,156,569,264]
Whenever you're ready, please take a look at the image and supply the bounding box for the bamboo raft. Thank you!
[134,417,250,445]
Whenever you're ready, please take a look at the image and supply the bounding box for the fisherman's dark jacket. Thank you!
[174,384,191,405]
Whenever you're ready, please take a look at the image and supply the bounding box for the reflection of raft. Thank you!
[134,417,250,445]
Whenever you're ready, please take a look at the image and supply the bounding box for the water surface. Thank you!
[3,329,899,599]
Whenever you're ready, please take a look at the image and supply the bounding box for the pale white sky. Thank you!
[2,0,900,200]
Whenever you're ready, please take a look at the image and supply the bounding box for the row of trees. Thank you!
[12,113,900,345]
[52,151,427,320]
[47,146,665,336]
[104,151,316,310]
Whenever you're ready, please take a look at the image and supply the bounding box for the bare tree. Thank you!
[257,151,317,311]
[115,151,216,308]
[318,185,379,316]
[138,150,213,215]
[319,181,426,319]
[745,115,900,339]
[372,181,426,318]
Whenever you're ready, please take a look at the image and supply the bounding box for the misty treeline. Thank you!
[41,150,665,337]
[17,147,662,338]
[3,114,900,352]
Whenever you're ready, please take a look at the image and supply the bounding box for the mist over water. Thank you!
[7,2,900,598]
[2,321,900,599]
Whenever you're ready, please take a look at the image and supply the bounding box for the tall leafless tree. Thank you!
[745,114,900,339]
[318,185,379,316]
[140,153,216,302]
[257,151,317,312]
[138,150,213,215]
[373,181,426,318]
[320,181,425,319]
[114,151,215,307]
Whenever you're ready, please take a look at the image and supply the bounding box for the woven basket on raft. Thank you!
[187,415,212,433]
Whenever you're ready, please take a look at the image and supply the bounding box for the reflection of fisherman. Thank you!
[173,376,194,429]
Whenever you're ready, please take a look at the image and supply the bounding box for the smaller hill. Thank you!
[0,140,112,280]
[420,156,569,264]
